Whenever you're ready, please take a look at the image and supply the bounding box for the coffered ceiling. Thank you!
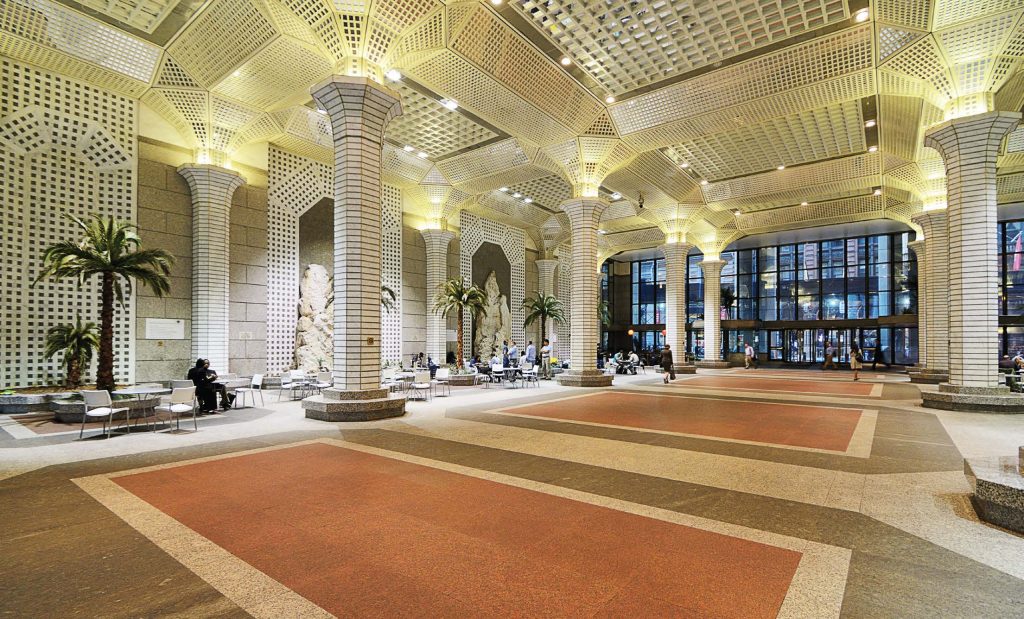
[2,0,1023,255]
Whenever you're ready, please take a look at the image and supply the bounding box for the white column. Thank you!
[699,258,728,367]
[304,76,405,420]
[660,242,696,372]
[421,229,454,365]
[557,197,612,386]
[536,259,558,296]
[910,212,950,381]
[924,111,1020,390]
[907,238,927,369]
[177,164,246,373]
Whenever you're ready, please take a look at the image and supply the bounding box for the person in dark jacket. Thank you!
[187,358,217,412]
[660,345,675,384]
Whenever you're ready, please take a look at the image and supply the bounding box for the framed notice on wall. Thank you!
[145,318,185,340]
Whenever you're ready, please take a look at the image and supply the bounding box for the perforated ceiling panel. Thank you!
[385,82,499,159]
[510,0,848,97]
[212,37,333,110]
[75,0,180,33]
[168,0,278,86]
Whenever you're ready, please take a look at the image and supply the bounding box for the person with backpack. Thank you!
[849,342,863,381]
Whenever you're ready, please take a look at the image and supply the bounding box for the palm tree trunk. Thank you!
[67,357,81,389]
[96,272,115,392]
[540,312,546,349]
[456,307,464,368]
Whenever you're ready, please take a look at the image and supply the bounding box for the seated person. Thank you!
[1013,352,1024,374]
[427,356,438,378]
[490,353,502,368]
[628,351,640,374]
[186,358,229,412]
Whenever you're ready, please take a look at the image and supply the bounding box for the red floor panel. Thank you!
[115,442,801,618]
[507,391,862,451]
[678,375,877,396]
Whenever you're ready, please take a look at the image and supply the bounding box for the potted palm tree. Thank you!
[523,292,566,349]
[44,316,99,389]
[34,213,174,393]
[432,278,488,370]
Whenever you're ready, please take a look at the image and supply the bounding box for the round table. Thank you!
[111,386,172,432]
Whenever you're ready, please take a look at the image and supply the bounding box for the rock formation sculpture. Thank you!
[474,271,511,361]
[295,264,333,372]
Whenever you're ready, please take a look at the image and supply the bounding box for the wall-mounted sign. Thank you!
[145,318,185,340]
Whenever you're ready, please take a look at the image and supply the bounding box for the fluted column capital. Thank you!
[910,209,947,238]
[559,196,610,224]
[907,239,925,258]
[311,76,403,144]
[924,111,1020,161]
[421,228,455,251]
[177,164,247,199]
[699,257,726,278]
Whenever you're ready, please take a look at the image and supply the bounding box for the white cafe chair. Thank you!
[409,370,432,401]
[155,386,198,432]
[234,374,264,408]
[315,371,333,393]
[79,390,130,439]
[433,367,451,397]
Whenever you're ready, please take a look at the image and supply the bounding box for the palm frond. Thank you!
[433,278,488,320]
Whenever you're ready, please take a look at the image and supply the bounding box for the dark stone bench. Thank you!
[965,447,1024,535]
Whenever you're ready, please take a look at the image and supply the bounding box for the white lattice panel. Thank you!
[77,0,180,33]
[555,242,572,361]
[0,59,135,387]
[381,183,403,363]
[436,138,531,185]
[168,0,278,86]
[212,37,333,110]
[510,0,848,97]
[385,82,498,158]
[0,0,160,82]
[459,211,526,358]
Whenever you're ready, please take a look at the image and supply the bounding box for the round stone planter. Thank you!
[448,374,480,387]
[0,393,74,414]
[51,396,161,423]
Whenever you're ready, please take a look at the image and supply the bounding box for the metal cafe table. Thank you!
[111,385,171,432]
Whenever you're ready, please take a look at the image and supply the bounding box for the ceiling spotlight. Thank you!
[490,0,502,4]
[499,187,509,192]
[440,99,458,111]
[403,145,414,152]
[873,188,883,196]
[865,119,876,128]
[700,179,708,186]
[231,70,241,77]
[801,201,809,206]
[776,164,785,170]
[868,145,878,153]
[679,162,689,169]
[385,69,402,81]
[733,210,741,216]
[512,192,522,198]
[560,56,572,66]
[854,8,870,22]
[605,95,616,104]
[598,229,608,235]
[523,197,533,203]
[611,192,621,200]
[316,107,327,115]
[417,151,428,158]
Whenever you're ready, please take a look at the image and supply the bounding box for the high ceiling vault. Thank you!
[2,0,1024,250]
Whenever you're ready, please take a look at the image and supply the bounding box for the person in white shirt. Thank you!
[628,351,640,374]
[744,341,756,369]
[525,341,536,366]
[540,338,552,379]
[508,340,519,367]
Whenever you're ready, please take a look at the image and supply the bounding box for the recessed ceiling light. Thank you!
[523,197,533,203]
[440,99,458,111]
[873,188,882,196]
[417,151,428,158]
[733,210,741,216]
[499,187,509,192]
[801,201,809,206]
[403,145,414,152]
[512,192,522,198]
[854,8,870,22]
[316,107,327,115]
[385,69,401,81]
[231,70,241,77]
[777,164,785,170]
[679,162,689,169]
[490,0,502,4]
[868,145,878,152]
[605,95,616,104]
[864,119,876,128]
[700,179,708,186]
[560,56,572,66]
[611,192,621,200]
[598,229,608,235]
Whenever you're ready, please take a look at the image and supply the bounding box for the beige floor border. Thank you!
[74,438,851,619]
[490,391,878,458]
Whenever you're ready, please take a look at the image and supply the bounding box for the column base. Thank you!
[908,368,949,384]
[921,383,1024,413]
[302,388,406,421]
[556,370,614,387]
[695,360,730,369]
[671,363,697,375]
[964,452,1024,535]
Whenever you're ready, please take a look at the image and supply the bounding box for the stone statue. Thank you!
[474,271,511,361]
[295,264,333,372]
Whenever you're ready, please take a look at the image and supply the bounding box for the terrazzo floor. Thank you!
[2,368,1023,618]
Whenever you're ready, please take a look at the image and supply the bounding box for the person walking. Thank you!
[743,341,756,369]
[525,340,536,367]
[540,338,552,379]
[660,344,675,384]
[849,342,863,381]
[823,341,836,371]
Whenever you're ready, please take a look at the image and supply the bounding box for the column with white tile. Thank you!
[557,198,613,387]
[907,238,927,371]
[177,164,246,373]
[922,111,1022,411]
[698,258,729,368]
[421,229,454,366]
[535,258,559,348]
[909,212,949,383]
[660,242,697,374]
[303,76,406,420]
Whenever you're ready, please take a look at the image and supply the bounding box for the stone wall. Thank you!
[228,183,269,377]
[402,226,427,361]
[135,150,194,383]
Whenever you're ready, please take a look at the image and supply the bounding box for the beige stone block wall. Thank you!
[402,226,427,361]
[229,185,269,377]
